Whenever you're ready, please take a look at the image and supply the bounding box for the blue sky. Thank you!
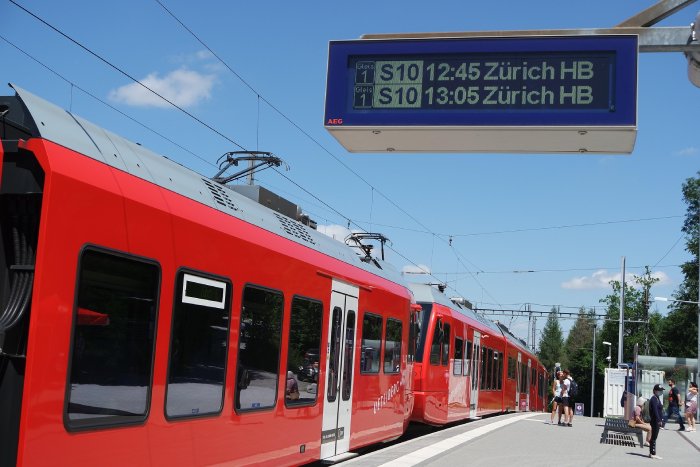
[2,1,699,345]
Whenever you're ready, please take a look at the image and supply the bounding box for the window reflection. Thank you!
[285,297,322,406]
[235,286,283,411]
[166,271,230,418]
[66,249,159,429]
[361,313,382,374]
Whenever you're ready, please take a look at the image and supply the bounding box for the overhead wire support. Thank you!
[213,151,287,185]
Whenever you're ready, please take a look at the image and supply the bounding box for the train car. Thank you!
[408,282,545,425]
[498,324,539,413]
[0,85,417,467]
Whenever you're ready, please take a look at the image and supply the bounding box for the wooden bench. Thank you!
[600,417,644,447]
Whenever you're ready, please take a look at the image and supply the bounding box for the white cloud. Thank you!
[108,68,216,108]
[676,147,699,156]
[402,264,431,275]
[562,269,671,290]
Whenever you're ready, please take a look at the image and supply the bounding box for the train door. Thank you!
[526,358,532,411]
[469,332,481,418]
[515,352,522,410]
[320,280,358,460]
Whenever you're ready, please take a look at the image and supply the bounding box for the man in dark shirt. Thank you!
[662,378,685,431]
[649,384,664,459]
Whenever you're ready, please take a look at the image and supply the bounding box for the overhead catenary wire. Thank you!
[150,0,500,302]
[0,34,215,170]
[8,0,247,152]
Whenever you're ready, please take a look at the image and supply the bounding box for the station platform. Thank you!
[344,413,700,466]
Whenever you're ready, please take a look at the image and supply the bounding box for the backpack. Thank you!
[642,399,651,423]
[568,378,578,397]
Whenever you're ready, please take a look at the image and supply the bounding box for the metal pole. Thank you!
[619,256,626,366]
[697,202,699,422]
[591,323,596,418]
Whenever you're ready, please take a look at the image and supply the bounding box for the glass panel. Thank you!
[487,349,494,389]
[464,340,472,376]
[285,297,322,406]
[508,357,516,379]
[383,319,402,374]
[166,272,230,418]
[361,313,382,374]
[481,347,487,390]
[453,337,463,376]
[498,352,503,389]
[408,310,416,363]
[66,249,159,428]
[441,323,450,367]
[414,303,432,363]
[327,307,342,403]
[235,286,283,411]
[429,318,441,365]
[342,310,355,401]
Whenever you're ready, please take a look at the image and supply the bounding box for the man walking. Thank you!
[662,378,685,431]
[649,384,664,460]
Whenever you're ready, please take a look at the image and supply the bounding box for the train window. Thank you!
[508,356,516,380]
[361,313,382,374]
[464,340,472,376]
[383,319,402,374]
[441,323,450,367]
[235,285,283,412]
[480,348,487,390]
[285,297,323,407]
[429,318,442,365]
[497,352,503,389]
[342,310,356,401]
[66,248,159,430]
[414,303,432,363]
[488,349,495,389]
[327,307,342,403]
[453,337,463,375]
[166,271,231,419]
[408,309,417,363]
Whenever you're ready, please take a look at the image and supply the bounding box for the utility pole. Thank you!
[591,323,596,418]
[619,256,626,366]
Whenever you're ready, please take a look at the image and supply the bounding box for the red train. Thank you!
[0,85,545,467]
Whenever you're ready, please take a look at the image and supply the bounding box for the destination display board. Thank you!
[324,35,638,153]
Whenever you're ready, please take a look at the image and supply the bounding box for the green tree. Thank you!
[659,171,699,357]
[537,307,564,373]
[599,268,663,364]
[563,307,596,415]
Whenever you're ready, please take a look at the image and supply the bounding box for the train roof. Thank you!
[409,282,535,355]
[409,283,504,335]
[3,84,407,289]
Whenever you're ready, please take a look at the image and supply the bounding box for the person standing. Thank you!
[685,382,698,432]
[563,369,576,427]
[559,372,570,426]
[662,378,685,431]
[550,370,563,424]
[649,384,664,459]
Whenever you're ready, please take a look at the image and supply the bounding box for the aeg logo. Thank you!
[326,118,343,125]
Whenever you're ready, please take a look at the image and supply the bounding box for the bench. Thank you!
[600,417,644,448]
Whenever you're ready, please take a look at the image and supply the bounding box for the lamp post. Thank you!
[603,341,612,368]
[654,296,700,423]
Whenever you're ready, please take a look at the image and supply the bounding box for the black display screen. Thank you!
[350,52,615,111]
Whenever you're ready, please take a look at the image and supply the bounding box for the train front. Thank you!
[0,87,45,467]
